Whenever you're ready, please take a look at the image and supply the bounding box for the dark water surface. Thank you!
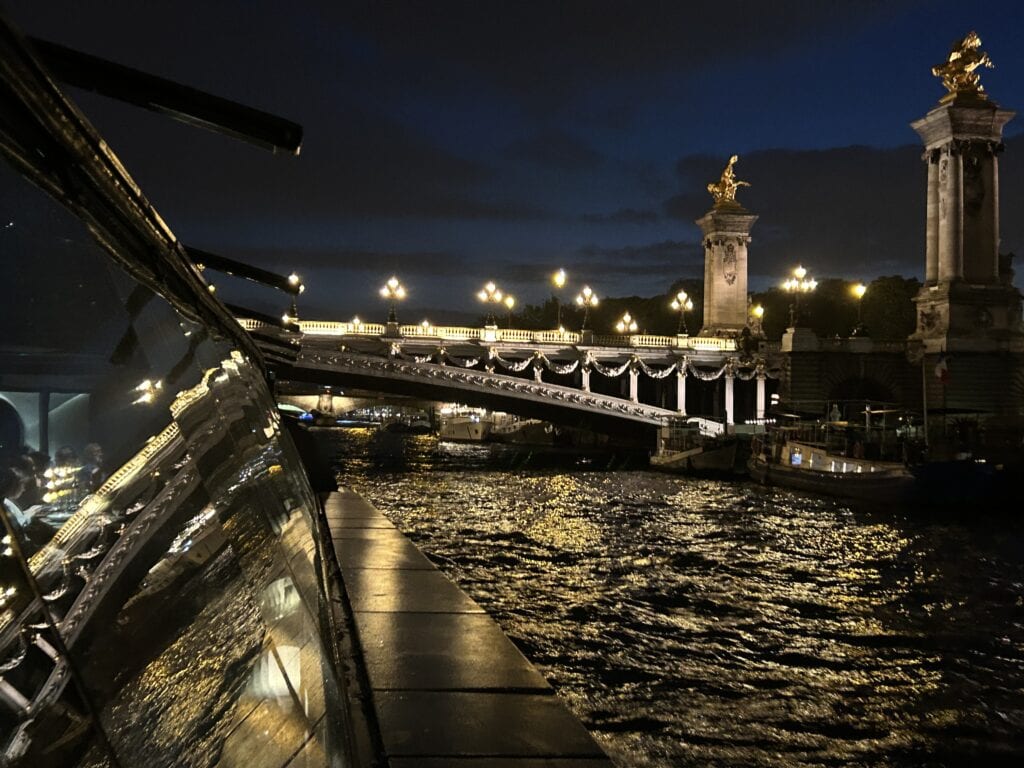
[322,428,1024,767]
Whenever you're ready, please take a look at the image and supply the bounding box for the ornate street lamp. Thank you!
[670,290,694,335]
[552,268,567,328]
[575,285,599,331]
[615,311,638,334]
[503,294,516,328]
[477,281,504,326]
[782,265,817,326]
[750,303,765,336]
[286,272,304,321]
[379,276,406,323]
[852,282,867,335]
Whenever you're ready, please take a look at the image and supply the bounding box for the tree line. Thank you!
[498,276,921,340]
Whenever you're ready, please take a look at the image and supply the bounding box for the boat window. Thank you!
[0,140,339,766]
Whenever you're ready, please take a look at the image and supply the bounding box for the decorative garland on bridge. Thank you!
[635,358,679,380]
[386,342,779,383]
[685,360,730,381]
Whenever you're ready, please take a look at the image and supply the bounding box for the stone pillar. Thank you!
[696,205,758,336]
[937,143,963,282]
[756,372,766,420]
[911,94,1020,352]
[581,366,591,393]
[628,366,639,403]
[924,150,939,284]
[676,371,687,415]
[724,371,735,426]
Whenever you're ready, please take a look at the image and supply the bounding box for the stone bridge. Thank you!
[242,319,783,444]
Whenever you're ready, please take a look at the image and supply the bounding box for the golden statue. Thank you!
[707,155,750,207]
[932,31,993,101]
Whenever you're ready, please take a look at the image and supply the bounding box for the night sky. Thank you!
[6,1,1024,322]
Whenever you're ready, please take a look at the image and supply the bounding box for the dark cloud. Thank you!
[339,1,915,110]
[663,145,926,280]
[574,240,704,277]
[582,208,659,224]
[65,93,552,224]
[232,247,470,276]
[506,131,604,171]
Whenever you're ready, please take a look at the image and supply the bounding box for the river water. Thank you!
[323,428,1024,767]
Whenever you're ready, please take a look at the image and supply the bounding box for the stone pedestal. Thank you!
[847,335,874,354]
[781,326,819,353]
[910,95,1023,353]
[696,204,757,336]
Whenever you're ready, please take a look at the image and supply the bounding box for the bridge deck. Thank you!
[325,489,612,765]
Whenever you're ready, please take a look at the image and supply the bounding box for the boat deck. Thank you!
[324,488,612,766]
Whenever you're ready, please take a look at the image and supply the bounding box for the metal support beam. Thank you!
[29,38,303,154]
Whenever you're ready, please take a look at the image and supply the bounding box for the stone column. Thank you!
[937,144,963,282]
[628,365,639,403]
[911,94,1017,350]
[676,370,687,415]
[924,150,939,283]
[914,101,1013,284]
[581,366,591,393]
[724,370,735,426]
[696,205,758,336]
[756,372,766,420]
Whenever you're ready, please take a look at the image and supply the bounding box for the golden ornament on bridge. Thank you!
[706,154,750,208]
[932,31,993,102]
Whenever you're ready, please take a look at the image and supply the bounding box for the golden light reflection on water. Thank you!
[329,429,1024,768]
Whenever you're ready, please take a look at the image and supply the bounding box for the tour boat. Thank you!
[437,411,492,442]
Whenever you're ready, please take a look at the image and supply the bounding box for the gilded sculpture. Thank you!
[932,31,993,101]
[707,155,750,207]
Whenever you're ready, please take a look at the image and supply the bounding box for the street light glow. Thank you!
[671,290,694,334]
[478,281,505,326]
[574,285,599,330]
[783,265,816,325]
[853,282,867,299]
[616,311,638,334]
[575,285,598,307]
[380,276,406,323]
[552,268,566,289]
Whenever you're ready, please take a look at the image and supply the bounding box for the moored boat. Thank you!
[748,421,915,503]
[438,412,492,442]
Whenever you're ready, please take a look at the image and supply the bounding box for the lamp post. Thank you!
[782,265,817,326]
[286,271,304,321]
[477,281,504,326]
[379,276,406,323]
[552,268,567,328]
[670,290,694,335]
[575,285,599,331]
[503,294,516,328]
[615,311,638,335]
[750,303,765,336]
[852,282,867,335]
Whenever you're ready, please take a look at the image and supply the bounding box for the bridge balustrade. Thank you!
[294,320,739,351]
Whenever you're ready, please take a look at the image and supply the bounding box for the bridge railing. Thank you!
[296,320,738,350]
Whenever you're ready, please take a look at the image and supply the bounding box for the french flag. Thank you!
[934,352,950,385]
